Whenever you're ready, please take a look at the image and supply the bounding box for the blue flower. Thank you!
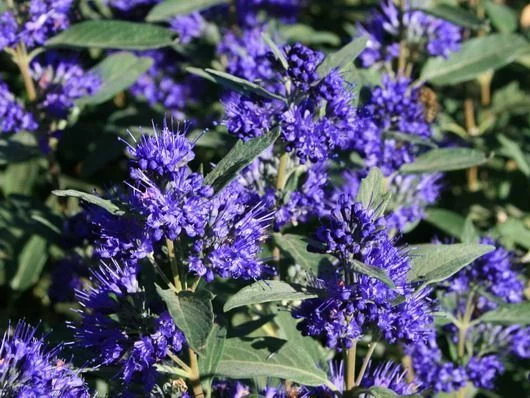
[170,12,206,44]
[0,321,89,397]
[0,79,38,134]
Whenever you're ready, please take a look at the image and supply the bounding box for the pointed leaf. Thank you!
[272,233,333,274]
[486,1,518,33]
[10,235,48,291]
[156,285,214,354]
[351,259,395,290]
[356,167,390,217]
[262,33,288,70]
[199,324,227,397]
[425,208,467,240]
[146,0,227,22]
[217,337,335,388]
[224,281,320,312]
[52,189,124,215]
[400,148,488,173]
[78,52,153,105]
[421,34,528,85]
[407,243,495,289]
[205,128,280,193]
[478,302,530,325]
[46,20,174,50]
[317,36,368,77]
[419,4,484,29]
[203,68,286,102]
[498,135,530,177]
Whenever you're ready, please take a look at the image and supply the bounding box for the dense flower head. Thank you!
[126,123,196,181]
[350,76,433,174]
[293,196,433,348]
[0,0,73,50]
[0,321,89,397]
[358,0,461,67]
[105,0,159,14]
[170,12,206,44]
[130,50,204,117]
[217,26,281,89]
[511,327,530,359]
[188,181,271,281]
[466,355,504,390]
[31,56,101,119]
[406,337,467,393]
[0,79,38,134]
[75,260,186,391]
[447,237,524,311]
[284,43,324,92]
[223,92,279,141]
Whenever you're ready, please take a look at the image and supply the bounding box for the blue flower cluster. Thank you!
[0,79,37,134]
[0,321,89,397]
[359,0,462,67]
[293,197,433,349]
[0,0,73,51]
[74,260,186,390]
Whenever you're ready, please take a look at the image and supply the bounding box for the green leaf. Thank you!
[154,364,189,378]
[10,235,48,291]
[52,189,124,215]
[262,33,288,70]
[351,259,395,290]
[361,386,421,397]
[78,52,153,105]
[425,208,467,240]
[419,4,484,29]
[356,167,390,218]
[156,285,214,354]
[279,24,340,46]
[407,243,494,289]
[461,217,479,244]
[3,159,40,196]
[421,34,528,85]
[0,132,40,165]
[275,312,330,371]
[199,324,227,397]
[317,36,368,77]
[223,280,320,312]
[478,302,530,325]
[205,128,280,193]
[217,337,335,388]
[202,68,286,102]
[146,0,227,22]
[272,233,333,274]
[486,1,518,33]
[400,148,488,173]
[46,20,174,50]
[494,219,530,249]
[498,135,530,177]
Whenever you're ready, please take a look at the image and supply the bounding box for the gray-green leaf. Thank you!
[156,285,214,354]
[486,1,518,33]
[498,135,530,177]
[478,302,530,325]
[356,167,390,218]
[46,20,174,50]
[419,4,484,29]
[425,208,467,240]
[400,148,488,173]
[272,233,333,274]
[205,128,280,193]
[78,52,153,105]
[317,36,368,77]
[217,337,335,388]
[199,324,227,397]
[10,235,48,291]
[52,189,124,215]
[146,0,227,22]
[421,34,528,85]
[223,280,320,312]
[407,243,494,289]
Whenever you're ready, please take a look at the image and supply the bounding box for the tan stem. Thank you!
[15,45,37,102]
[188,348,204,398]
[272,152,289,279]
[355,342,377,386]
[166,239,183,291]
[345,341,357,395]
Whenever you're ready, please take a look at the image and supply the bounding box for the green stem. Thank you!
[14,44,37,102]
[355,342,377,386]
[272,152,290,277]
[166,238,183,291]
[344,341,357,396]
